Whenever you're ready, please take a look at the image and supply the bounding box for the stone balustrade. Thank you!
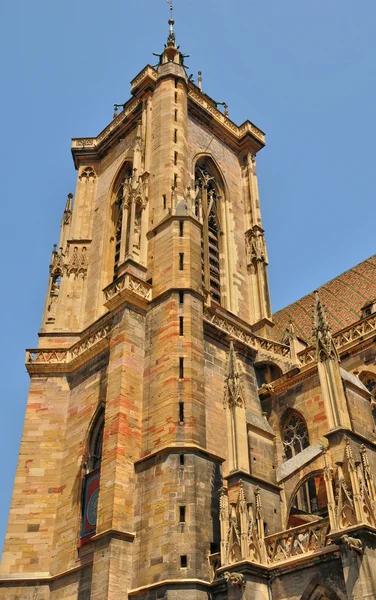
[209,519,333,581]
[298,312,376,368]
[258,337,290,358]
[26,321,112,371]
[298,347,316,367]
[264,519,331,564]
[103,272,152,303]
[203,307,291,361]
[26,350,69,364]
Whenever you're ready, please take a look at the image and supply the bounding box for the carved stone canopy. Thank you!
[224,342,244,409]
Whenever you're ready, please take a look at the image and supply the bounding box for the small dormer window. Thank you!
[361,299,376,319]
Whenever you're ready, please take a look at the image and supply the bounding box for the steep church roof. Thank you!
[272,254,376,343]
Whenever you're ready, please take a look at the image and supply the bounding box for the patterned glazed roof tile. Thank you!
[273,255,376,343]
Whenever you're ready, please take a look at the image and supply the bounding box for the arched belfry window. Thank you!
[112,162,133,280]
[282,412,309,460]
[81,408,104,541]
[195,160,224,304]
[288,473,328,527]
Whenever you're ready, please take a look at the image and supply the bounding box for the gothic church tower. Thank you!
[1,12,299,600]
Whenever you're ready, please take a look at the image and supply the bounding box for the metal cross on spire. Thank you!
[166,0,173,16]
[166,0,174,37]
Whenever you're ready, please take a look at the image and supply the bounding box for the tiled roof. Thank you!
[272,255,376,343]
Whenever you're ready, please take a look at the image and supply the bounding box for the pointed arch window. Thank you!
[81,408,104,541]
[88,410,104,471]
[282,412,309,460]
[288,473,328,527]
[358,371,376,394]
[195,160,223,304]
[113,162,133,280]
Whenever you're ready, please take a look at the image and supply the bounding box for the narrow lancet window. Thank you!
[112,163,133,280]
[81,408,104,541]
[195,161,222,304]
[133,201,142,260]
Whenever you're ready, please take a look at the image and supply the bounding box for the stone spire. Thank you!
[61,193,73,226]
[313,290,339,362]
[313,291,351,431]
[286,321,300,366]
[59,193,73,250]
[224,341,243,409]
[223,342,249,473]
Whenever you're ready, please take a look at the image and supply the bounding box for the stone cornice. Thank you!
[203,305,292,367]
[103,272,151,312]
[146,212,203,240]
[26,317,112,375]
[90,528,135,543]
[268,545,340,576]
[71,96,142,168]
[71,64,266,169]
[26,297,294,376]
[324,427,376,449]
[225,469,282,492]
[0,559,93,584]
[213,545,338,577]
[27,296,375,382]
[188,85,265,153]
[127,578,213,596]
[130,65,158,97]
[28,290,375,380]
[25,271,151,374]
[259,365,319,398]
[0,547,340,586]
[0,530,135,585]
[134,443,225,469]
[130,64,266,151]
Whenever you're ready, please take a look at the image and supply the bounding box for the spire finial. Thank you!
[166,0,174,38]
[313,290,339,362]
[153,1,189,69]
[313,290,329,333]
[165,0,176,47]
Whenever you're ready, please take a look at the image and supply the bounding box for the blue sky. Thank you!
[0,0,375,553]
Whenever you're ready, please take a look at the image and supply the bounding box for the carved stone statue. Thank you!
[47,279,60,322]
[134,212,142,252]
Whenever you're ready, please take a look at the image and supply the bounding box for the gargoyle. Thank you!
[223,572,245,588]
[260,383,275,393]
[341,534,363,555]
